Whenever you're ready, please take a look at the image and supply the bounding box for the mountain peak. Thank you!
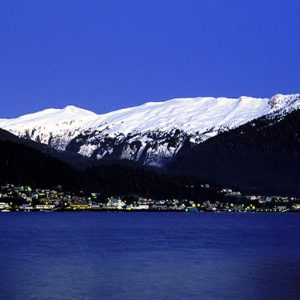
[61,105,96,115]
[268,94,300,113]
[63,105,79,110]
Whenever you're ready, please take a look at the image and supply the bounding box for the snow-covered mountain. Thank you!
[1,94,300,166]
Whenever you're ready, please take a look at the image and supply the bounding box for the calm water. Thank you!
[0,213,299,300]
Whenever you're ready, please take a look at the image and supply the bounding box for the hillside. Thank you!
[0,129,81,188]
[0,129,223,200]
[170,110,300,195]
[83,161,221,201]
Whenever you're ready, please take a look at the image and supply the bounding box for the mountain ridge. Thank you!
[1,93,299,166]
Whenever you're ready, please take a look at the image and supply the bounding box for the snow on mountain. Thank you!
[0,106,97,151]
[0,94,299,166]
[268,94,300,114]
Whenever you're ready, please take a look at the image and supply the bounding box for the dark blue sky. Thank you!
[1,0,300,117]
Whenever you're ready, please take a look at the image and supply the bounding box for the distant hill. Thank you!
[170,110,300,196]
[0,128,81,189]
[83,161,220,200]
[0,126,95,170]
[0,128,222,200]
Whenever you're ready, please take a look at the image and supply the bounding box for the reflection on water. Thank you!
[0,213,299,299]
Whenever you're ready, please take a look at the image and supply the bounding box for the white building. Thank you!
[106,198,126,209]
[133,204,150,210]
[35,204,56,210]
[0,202,10,210]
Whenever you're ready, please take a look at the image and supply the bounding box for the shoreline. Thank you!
[1,209,299,213]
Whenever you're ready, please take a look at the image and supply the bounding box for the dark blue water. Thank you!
[0,213,299,300]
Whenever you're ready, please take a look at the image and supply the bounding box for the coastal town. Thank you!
[0,183,300,213]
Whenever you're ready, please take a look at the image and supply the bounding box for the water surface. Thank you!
[0,213,299,299]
